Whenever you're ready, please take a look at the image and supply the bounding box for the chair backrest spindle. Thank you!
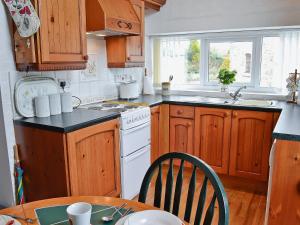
[138,152,229,225]
[154,163,163,208]
[172,159,184,216]
[184,165,197,222]
[164,159,174,211]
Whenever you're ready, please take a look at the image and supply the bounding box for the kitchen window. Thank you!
[152,30,300,93]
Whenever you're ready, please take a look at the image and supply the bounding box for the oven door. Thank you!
[120,121,150,157]
[121,145,151,200]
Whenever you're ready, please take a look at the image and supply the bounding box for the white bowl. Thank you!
[124,210,184,225]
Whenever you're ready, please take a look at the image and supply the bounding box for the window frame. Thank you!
[202,37,259,87]
[152,29,284,93]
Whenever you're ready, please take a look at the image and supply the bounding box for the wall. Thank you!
[145,0,300,35]
[0,1,17,207]
[11,38,144,117]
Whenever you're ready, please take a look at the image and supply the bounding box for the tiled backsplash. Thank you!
[10,38,145,117]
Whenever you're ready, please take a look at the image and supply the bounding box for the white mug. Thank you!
[34,95,50,118]
[67,202,92,225]
[61,92,73,113]
[49,93,61,115]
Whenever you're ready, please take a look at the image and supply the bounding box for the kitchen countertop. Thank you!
[14,95,300,141]
[14,108,120,132]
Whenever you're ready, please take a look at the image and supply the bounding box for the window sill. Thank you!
[154,86,288,101]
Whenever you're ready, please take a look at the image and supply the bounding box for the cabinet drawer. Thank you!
[170,105,195,119]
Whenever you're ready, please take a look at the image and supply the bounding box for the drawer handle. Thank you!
[177,110,184,115]
[117,21,132,30]
[233,112,238,118]
[224,112,230,117]
[83,55,89,61]
[187,122,192,127]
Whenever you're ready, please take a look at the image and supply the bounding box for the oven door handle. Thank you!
[122,121,150,135]
[124,146,150,163]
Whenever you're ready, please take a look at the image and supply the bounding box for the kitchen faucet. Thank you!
[230,86,247,101]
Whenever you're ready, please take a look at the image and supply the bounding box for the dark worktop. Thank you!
[15,95,300,141]
[14,108,120,133]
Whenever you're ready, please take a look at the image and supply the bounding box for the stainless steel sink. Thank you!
[234,99,274,107]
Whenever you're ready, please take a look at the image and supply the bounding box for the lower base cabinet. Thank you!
[229,110,273,181]
[194,107,231,174]
[14,119,121,202]
[268,140,300,225]
[153,105,277,182]
[66,120,121,196]
[169,117,194,166]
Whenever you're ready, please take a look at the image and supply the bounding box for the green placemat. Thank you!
[35,204,130,225]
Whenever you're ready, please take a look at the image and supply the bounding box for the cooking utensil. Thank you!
[169,75,174,82]
[101,203,127,222]
[115,208,133,224]
[3,214,34,224]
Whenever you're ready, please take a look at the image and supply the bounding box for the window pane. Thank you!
[159,39,200,84]
[209,41,253,83]
[260,37,281,88]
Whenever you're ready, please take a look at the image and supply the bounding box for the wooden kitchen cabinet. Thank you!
[14,0,87,71]
[151,106,160,162]
[150,105,170,162]
[66,120,121,197]
[106,0,145,68]
[229,110,273,181]
[145,0,166,11]
[14,119,121,202]
[170,117,194,155]
[268,140,300,225]
[194,107,232,174]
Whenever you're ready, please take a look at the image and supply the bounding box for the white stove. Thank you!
[82,101,151,199]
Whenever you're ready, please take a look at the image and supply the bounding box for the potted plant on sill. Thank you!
[218,68,237,92]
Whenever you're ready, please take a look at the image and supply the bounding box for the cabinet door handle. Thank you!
[177,110,183,115]
[233,112,238,118]
[187,122,192,127]
[83,55,89,60]
[224,112,230,117]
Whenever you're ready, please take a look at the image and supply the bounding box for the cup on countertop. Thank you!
[67,202,92,225]
[61,92,73,113]
[49,93,61,115]
[34,95,50,118]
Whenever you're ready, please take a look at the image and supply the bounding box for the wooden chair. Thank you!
[138,152,229,225]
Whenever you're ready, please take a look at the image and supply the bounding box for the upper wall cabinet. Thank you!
[106,0,145,68]
[145,0,166,11]
[86,0,141,36]
[14,0,87,71]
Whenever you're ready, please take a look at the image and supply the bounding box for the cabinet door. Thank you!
[151,106,160,162]
[66,119,121,197]
[194,108,231,174]
[170,117,194,166]
[229,110,273,181]
[126,0,144,63]
[40,0,87,63]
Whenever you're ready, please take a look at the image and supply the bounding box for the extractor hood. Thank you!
[86,0,141,36]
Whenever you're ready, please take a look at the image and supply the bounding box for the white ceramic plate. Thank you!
[115,214,131,225]
[14,76,60,118]
[124,210,184,225]
[0,215,21,225]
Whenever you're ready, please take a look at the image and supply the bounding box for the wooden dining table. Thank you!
[0,196,189,225]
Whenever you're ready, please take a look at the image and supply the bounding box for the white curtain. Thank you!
[280,31,300,92]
